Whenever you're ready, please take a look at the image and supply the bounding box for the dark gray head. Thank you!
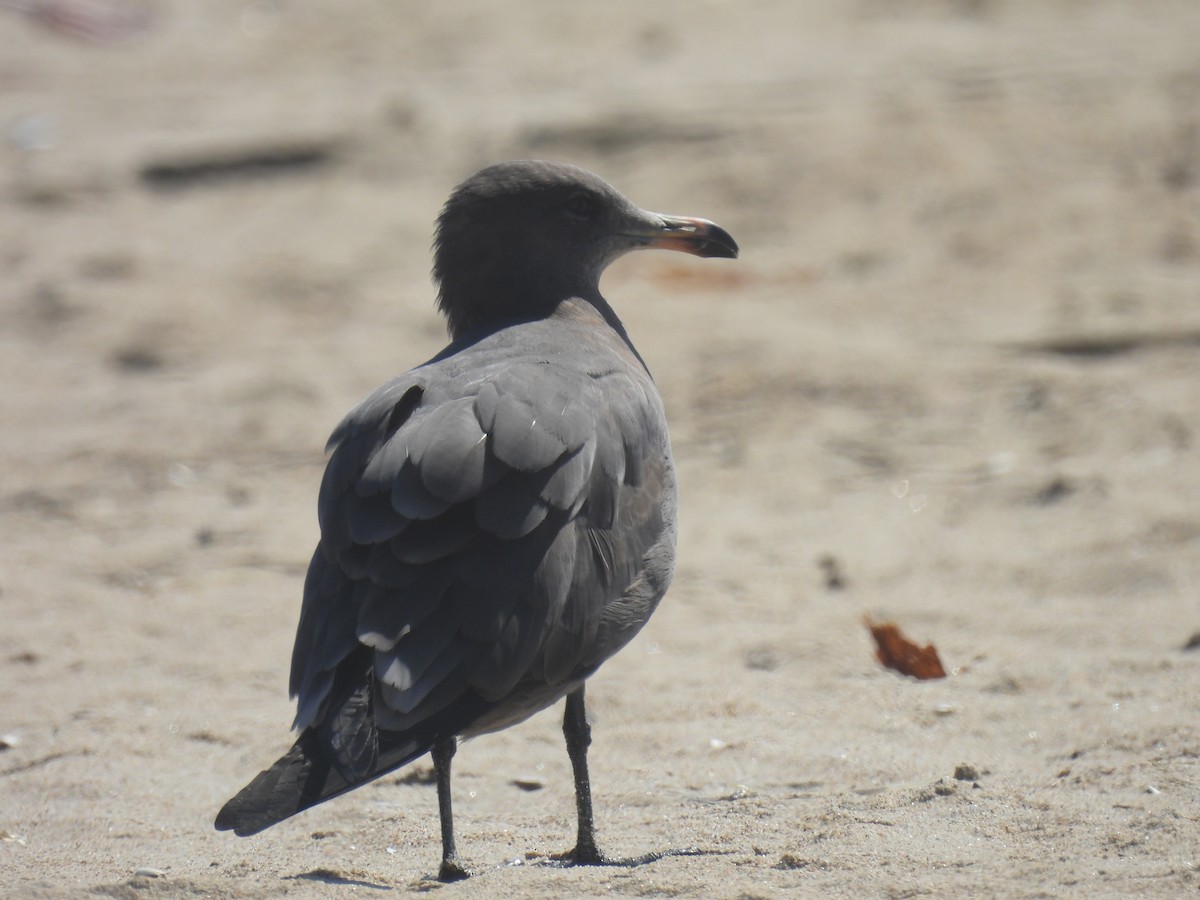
[432,160,738,338]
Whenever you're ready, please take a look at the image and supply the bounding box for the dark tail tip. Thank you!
[214,736,331,836]
[214,788,275,836]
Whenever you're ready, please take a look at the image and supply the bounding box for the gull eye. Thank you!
[564,192,598,220]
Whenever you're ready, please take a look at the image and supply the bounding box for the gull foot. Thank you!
[437,857,470,882]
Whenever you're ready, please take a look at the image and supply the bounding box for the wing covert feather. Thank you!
[290,325,675,759]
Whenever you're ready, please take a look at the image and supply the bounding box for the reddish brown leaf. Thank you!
[864,616,947,680]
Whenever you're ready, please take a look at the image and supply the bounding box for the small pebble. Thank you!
[817,553,846,590]
[932,778,957,797]
[133,867,166,879]
[721,785,752,801]
[744,645,779,671]
[509,777,544,792]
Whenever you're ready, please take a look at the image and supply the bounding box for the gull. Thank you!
[215,160,738,880]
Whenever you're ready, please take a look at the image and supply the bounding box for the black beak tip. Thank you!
[698,239,739,260]
[697,224,739,259]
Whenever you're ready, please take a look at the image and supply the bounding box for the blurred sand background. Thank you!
[2,1,1199,896]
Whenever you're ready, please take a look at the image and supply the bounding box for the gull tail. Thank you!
[216,729,372,836]
[214,683,491,836]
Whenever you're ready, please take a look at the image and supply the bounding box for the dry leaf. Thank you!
[864,616,947,680]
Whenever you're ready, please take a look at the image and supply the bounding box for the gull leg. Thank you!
[431,737,469,881]
[563,685,605,864]
[549,685,711,870]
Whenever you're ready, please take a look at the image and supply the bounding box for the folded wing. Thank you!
[286,345,674,797]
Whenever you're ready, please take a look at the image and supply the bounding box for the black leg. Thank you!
[563,685,605,864]
[546,686,712,871]
[431,737,469,881]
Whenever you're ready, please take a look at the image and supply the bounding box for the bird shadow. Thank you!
[1012,329,1200,360]
[534,846,729,869]
[287,868,393,890]
[408,847,731,887]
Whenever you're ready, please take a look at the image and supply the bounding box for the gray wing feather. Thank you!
[539,442,595,513]
[364,543,425,589]
[389,458,453,520]
[481,365,597,470]
[290,330,674,753]
[473,472,550,539]
[585,415,625,528]
[487,391,569,471]
[356,559,457,648]
[466,606,545,700]
[377,611,456,694]
[345,492,410,546]
[407,398,498,503]
[388,506,478,565]
[289,551,363,729]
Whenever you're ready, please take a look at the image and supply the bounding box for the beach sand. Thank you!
[3,1,1198,896]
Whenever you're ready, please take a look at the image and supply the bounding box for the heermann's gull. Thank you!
[214,160,738,880]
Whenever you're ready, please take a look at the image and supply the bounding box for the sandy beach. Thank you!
[3,1,1198,896]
